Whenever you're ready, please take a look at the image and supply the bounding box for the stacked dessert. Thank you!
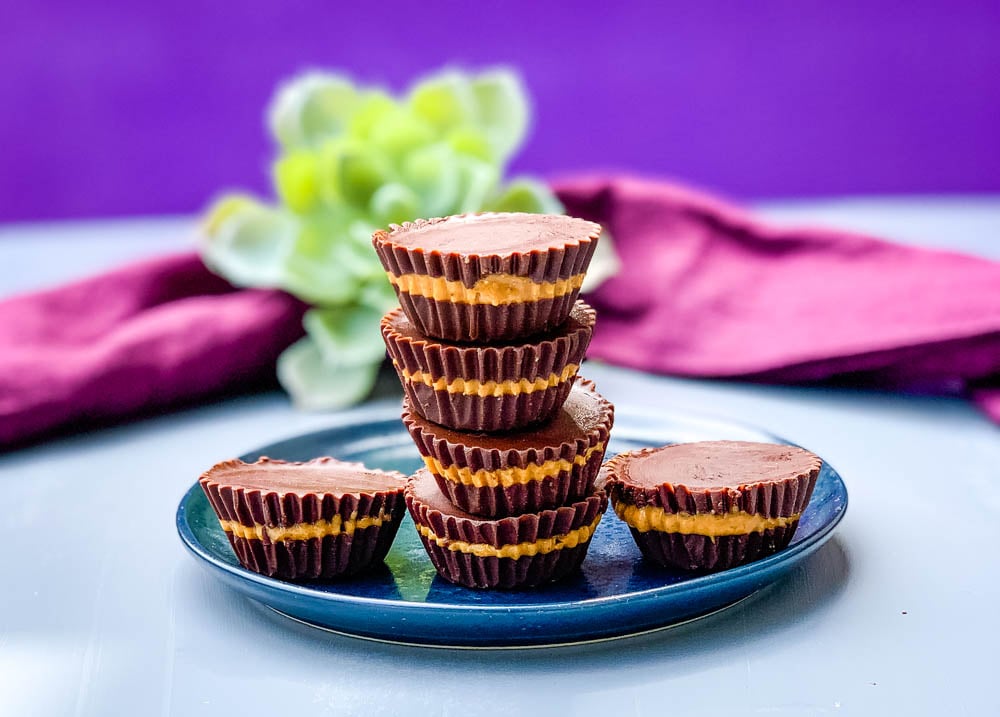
[373,213,615,589]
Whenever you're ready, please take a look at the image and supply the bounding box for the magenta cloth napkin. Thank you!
[0,253,305,447]
[557,176,1000,418]
[2,175,998,448]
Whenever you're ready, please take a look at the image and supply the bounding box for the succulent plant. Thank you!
[200,67,614,409]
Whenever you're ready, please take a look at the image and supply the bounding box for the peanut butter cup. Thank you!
[199,457,407,580]
[603,441,821,572]
[372,212,601,343]
[403,378,614,517]
[382,301,595,432]
[405,468,608,589]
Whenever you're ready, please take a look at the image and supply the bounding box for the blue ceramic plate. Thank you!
[176,402,847,648]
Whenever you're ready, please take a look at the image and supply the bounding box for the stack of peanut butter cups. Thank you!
[373,213,615,589]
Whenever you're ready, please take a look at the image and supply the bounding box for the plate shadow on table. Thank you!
[174,535,849,698]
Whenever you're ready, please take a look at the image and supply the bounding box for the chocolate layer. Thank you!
[398,294,580,344]
[382,301,595,432]
[602,442,821,572]
[372,213,602,284]
[418,534,595,590]
[372,212,600,342]
[405,468,608,589]
[200,456,406,497]
[627,526,801,573]
[603,442,820,518]
[199,457,407,580]
[403,378,614,516]
[225,522,405,580]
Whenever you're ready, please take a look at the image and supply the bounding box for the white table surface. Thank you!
[1,198,998,716]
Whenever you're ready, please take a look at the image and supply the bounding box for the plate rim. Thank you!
[262,591,761,650]
[175,401,848,616]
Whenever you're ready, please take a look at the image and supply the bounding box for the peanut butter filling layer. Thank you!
[615,503,800,537]
[399,364,579,397]
[219,510,393,543]
[424,442,606,488]
[387,272,585,305]
[415,515,602,558]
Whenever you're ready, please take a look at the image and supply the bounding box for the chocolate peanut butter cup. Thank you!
[382,301,596,432]
[372,212,601,343]
[402,378,614,517]
[603,441,821,572]
[406,468,608,589]
[199,457,407,581]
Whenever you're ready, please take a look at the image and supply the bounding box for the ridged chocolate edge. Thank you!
[225,519,405,580]
[200,477,405,528]
[603,449,821,518]
[199,457,407,527]
[416,535,596,589]
[382,302,595,431]
[198,457,408,580]
[397,294,582,343]
[401,377,615,474]
[405,381,578,434]
[372,213,601,286]
[430,447,605,517]
[381,301,595,381]
[628,524,801,573]
[405,470,609,548]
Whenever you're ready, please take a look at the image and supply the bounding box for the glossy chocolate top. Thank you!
[379,212,601,255]
[612,441,821,489]
[407,468,482,518]
[200,457,407,496]
[404,378,612,450]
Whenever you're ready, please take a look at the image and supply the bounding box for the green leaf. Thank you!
[347,91,398,139]
[200,195,297,288]
[446,126,494,163]
[268,72,361,149]
[470,69,529,162]
[369,182,420,226]
[359,276,399,313]
[283,225,353,304]
[400,144,462,217]
[407,70,475,132]
[277,336,382,410]
[316,139,349,203]
[369,108,436,161]
[303,303,388,366]
[343,220,388,279]
[272,151,321,213]
[581,228,622,293]
[317,138,397,207]
[285,246,382,306]
[337,144,394,207]
[486,177,564,215]
[454,156,501,214]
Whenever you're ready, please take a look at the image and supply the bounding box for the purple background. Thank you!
[2,1,999,221]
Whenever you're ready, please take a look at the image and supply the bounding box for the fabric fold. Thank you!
[2,175,998,448]
[0,253,306,447]
[556,176,1000,413]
